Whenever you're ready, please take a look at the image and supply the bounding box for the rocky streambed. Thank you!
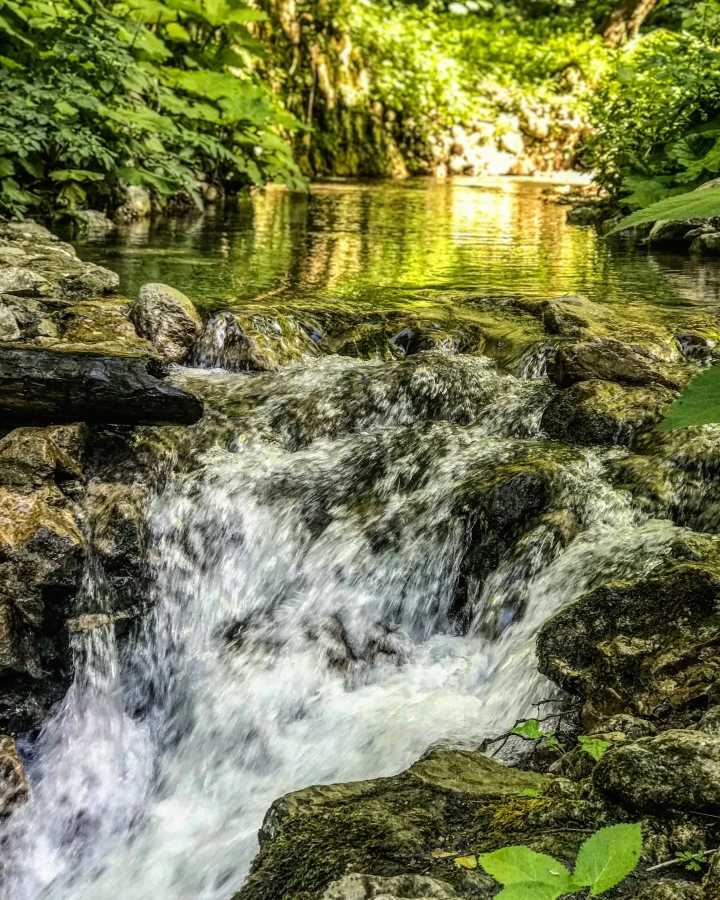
[2,219,720,900]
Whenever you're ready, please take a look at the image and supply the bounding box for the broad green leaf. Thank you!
[518,788,541,798]
[495,884,565,900]
[572,823,642,896]
[165,20,190,41]
[511,720,544,740]
[577,736,612,761]
[454,855,477,869]
[0,157,15,178]
[54,99,78,118]
[478,846,573,891]
[609,185,720,234]
[659,365,720,431]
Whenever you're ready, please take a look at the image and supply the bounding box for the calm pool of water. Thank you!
[72,177,720,319]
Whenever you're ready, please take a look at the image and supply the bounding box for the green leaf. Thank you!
[495,884,565,900]
[165,20,190,41]
[659,365,720,431]
[511,720,544,740]
[518,788,541,798]
[577,736,612,762]
[478,847,573,891]
[609,185,720,234]
[54,99,78,118]
[571,823,642,896]
[0,158,15,178]
[50,169,104,182]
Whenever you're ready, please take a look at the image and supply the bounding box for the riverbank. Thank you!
[2,186,720,898]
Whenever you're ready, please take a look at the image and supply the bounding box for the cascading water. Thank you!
[1,351,683,900]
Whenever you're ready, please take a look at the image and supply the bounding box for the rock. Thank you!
[690,232,720,256]
[0,266,50,297]
[192,312,270,371]
[0,348,204,426]
[54,300,152,355]
[321,874,457,900]
[75,210,115,232]
[235,747,549,900]
[593,729,720,813]
[499,130,524,155]
[536,545,720,728]
[676,332,719,363]
[648,219,711,248]
[0,304,20,341]
[633,881,703,900]
[129,283,202,363]
[704,852,720,900]
[547,338,680,390]
[114,184,152,222]
[541,380,673,446]
[697,706,720,735]
[0,734,28,815]
[590,715,658,741]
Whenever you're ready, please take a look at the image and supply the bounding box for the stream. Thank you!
[1,177,717,899]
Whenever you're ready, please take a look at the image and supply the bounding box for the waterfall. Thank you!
[1,352,681,900]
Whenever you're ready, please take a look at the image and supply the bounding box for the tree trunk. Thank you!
[597,0,659,47]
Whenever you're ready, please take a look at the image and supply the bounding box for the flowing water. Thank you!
[1,178,715,899]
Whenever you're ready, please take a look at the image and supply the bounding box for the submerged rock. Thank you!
[593,729,720,813]
[129,283,202,363]
[0,348,203,426]
[541,379,673,446]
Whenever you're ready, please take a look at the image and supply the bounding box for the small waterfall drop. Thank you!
[1,352,682,900]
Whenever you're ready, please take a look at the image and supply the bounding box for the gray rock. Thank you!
[648,218,711,248]
[547,337,679,390]
[322,874,457,900]
[676,332,719,363]
[690,232,720,256]
[129,283,202,363]
[593,729,720,812]
[191,312,259,371]
[697,706,720,735]
[0,347,203,426]
[0,305,20,341]
[0,266,50,297]
[76,210,115,232]
[633,881,703,900]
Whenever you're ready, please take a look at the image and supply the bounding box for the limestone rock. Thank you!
[129,283,202,363]
[536,545,720,728]
[690,232,720,256]
[547,338,680,390]
[0,266,50,297]
[0,348,204,426]
[541,380,672,446]
[593,729,720,813]
[322,874,457,900]
[75,210,115,232]
[0,734,28,816]
[0,304,20,341]
[114,184,152,222]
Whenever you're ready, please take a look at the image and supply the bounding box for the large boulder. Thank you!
[547,338,680,390]
[536,540,720,729]
[129,283,202,363]
[0,348,203,426]
[541,380,673,446]
[593,730,720,813]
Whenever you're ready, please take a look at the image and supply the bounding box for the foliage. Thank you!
[456,824,643,899]
[609,183,720,231]
[659,364,720,430]
[0,0,305,218]
[676,850,710,871]
[577,735,611,760]
[510,718,611,760]
[587,6,720,208]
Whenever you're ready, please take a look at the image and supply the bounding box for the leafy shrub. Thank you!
[0,0,305,218]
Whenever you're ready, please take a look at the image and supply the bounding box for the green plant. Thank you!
[676,850,709,871]
[0,0,305,218]
[658,364,720,430]
[511,718,565,753]
[577,735,612,761]
[456,823,643,899]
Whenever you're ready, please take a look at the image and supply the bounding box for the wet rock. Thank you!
[114,184,152,222]
[0,734,28,815]
[0,348,204,426]
[321,874,457,900]
[633,881,703,900]
[541,379,673,446]
[75,210,115,232]
[676,333,719,363]
[591,714,658,742]
[547,338,680,390]
[536,545,720,729]
[690,232,720,256]
[53,300,152,355]
[648,219,712,249]
[192,312,280,372]
[129,283,202,364]
[236,748,550,900]
[593,729,720,813]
